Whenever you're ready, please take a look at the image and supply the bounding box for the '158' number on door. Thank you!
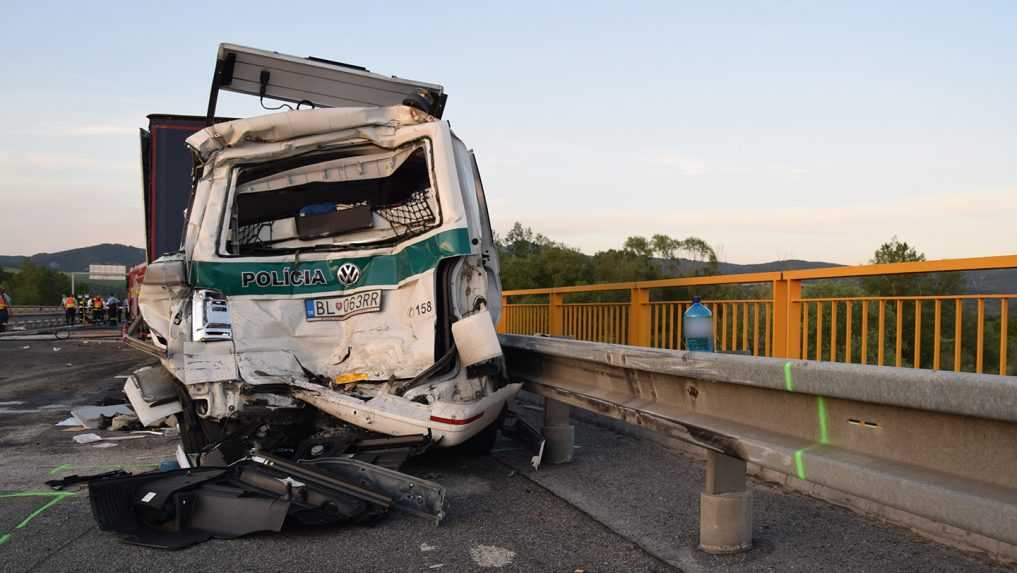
[410,300,433,317]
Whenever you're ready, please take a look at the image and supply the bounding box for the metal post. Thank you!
[699,451,752,554]
[548,292,564,336]
[542,398,574,464]
[627,287,651,347]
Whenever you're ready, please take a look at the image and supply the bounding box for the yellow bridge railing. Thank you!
[498,255,1017,376]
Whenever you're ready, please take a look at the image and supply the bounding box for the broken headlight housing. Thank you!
[192,289,232,342]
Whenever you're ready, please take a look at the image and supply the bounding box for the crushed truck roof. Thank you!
[186,105,437,159]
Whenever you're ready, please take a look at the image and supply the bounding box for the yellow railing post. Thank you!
[771,278,801,358]
[549,292,564,336]
[628,287,651,347]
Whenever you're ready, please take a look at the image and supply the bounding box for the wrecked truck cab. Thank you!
[138,103,518,456]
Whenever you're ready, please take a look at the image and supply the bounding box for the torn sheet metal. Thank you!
[87,452,447,549]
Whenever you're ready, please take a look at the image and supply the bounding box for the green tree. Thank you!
[497,223,592,291]
[850,237,965,369]
[862,236,962,297]
[3,261,72,305]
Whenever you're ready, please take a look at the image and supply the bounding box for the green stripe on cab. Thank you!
[190,227,472,296]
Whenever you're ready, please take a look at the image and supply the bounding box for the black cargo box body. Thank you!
[140,115,232,263]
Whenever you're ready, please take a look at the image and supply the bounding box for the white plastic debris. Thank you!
[123,377,182,426]
[72,432,149,445]
[92,442,118,449]
[73,433,103,444]
[175,444,192,469]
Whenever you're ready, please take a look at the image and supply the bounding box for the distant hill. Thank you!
[656,257,843,276]
[0,244,145,273]
[656,257,1015,294]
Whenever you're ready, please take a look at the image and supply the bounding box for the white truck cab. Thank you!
[134,45,517,460]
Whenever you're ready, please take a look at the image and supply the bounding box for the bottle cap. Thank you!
[692,296,701,303]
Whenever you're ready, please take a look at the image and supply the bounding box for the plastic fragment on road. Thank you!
[72,432,150,445]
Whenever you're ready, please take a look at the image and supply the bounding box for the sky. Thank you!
[0,1,1014,265]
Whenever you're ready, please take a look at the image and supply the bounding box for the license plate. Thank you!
[305,290,382,321]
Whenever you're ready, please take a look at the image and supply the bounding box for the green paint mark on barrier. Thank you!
[793,449,807,480]
[783,362,795,392]
[817,396,830,445]
[790,396,832,481]
[0,491,76,548]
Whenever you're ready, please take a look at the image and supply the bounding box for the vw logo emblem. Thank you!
[336,263,361,286]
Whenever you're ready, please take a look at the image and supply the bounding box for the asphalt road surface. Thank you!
[0,340,1011,572]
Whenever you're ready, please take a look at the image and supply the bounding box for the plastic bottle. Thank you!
[683,296,714,352]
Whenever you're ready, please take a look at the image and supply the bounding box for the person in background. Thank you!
[92,295,104,324]
[105,294,120,326]
[64,294,77,325]
[78,294,89,324]
[0,287,12,332]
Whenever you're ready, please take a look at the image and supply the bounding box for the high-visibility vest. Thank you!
[93,299,102,309]
[0,296,7,310]
[65,297,76,309]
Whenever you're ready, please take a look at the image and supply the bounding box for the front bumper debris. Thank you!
[87,451,446,549]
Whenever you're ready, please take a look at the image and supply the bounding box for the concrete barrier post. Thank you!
[542,398,574,464]
[699,451,752,554]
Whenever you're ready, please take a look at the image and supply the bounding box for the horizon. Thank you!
[1,2,1014,264]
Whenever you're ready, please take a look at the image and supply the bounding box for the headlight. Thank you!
[192,289,232,342]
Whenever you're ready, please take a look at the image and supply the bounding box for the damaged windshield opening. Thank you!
[224,143,439,255]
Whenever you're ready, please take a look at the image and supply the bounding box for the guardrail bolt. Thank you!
[699,451,752,554]
[542,398,574,464]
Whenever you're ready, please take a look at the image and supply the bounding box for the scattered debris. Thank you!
[69,404,133,429]
[52,347,62,352]
[469,545,516,568]
[109,414,141,432]
[420,542,437,552]
[93,442,119,449]
[21,345,30,349]
[87,451,446,549]
[123,369,182,426]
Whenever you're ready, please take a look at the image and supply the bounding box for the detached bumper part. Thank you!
[87,452,446,549]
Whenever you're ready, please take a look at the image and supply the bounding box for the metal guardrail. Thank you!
[8,306,63,315]
[500,333,1017,556]
[498,254,1017,377]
